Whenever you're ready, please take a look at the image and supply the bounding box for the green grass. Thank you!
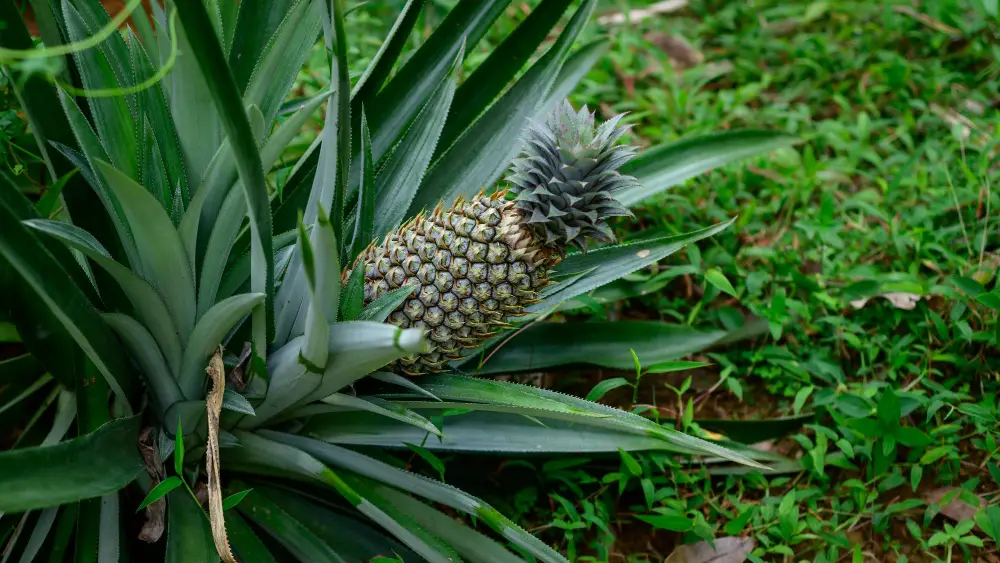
[515,0,1000,561]
[4,0,1000,561]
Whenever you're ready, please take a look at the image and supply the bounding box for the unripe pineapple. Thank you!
[355,100,639,374]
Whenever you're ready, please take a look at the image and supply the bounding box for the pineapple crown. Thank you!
[506,100,639,252]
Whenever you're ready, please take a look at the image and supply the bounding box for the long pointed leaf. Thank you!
[619,131,799,206]
[174,0,275,352]
[0,417,142,513]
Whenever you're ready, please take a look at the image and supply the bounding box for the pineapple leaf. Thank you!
[302,409,671,453]
[350,0,423,105]
[178,293,264,399]
[224,511,277,563]
[533,218,737,312]
[227,0,297,92]
[96,160,197,340]
[349,109,376,259]
[233,486,352,562]
[217,228,300,302]
[383,375,766,467]
[438,0,574,153]
[0,416,142,513]
[19,508,59,563]
[242,0,323,125]
[165,488,218,563]
[340,261,366,322]
[372,43,461,237]
[318,395,442,437]
[265,431,566,563]
[227,431,458,562]
[463,320,765,375]
[24,218,184,376]
[409,0,597,215]
[360,0,510,184]
[102,313,183,411]
[164,7,223,186]
[301,209,341,369]
[175,0,276,352]
[98,492,121,563]
[329,0,352,245]
[62,1,139,181]
[0,178,134,411]
[355,284,418,323]
[377,487,532,563]
[619,130,799,207]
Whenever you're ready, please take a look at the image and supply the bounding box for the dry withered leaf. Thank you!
[597,0,688,25]
[645,33,704,70]
[923,487,985,522]
[664,536,754,563]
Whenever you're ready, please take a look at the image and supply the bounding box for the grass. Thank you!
[516,1,1000,561]
[3,0,1000,561]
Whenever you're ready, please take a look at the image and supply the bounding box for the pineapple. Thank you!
[355,101,639,374]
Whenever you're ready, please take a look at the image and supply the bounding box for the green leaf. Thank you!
[340,263,366,322]
[178,293,265,399]
[34,169,77,218]
[63,2,138,182]
[320,394,441,437]
[467,320,744,375]
[175,0,275,351]
[102,313,185,412]
[696,414,813,444]
[136,477,184,512]
[96,160,196,341]
[328,0,352,245]
[619,131,799,207]
[223,389,256,416]
[364,0,510,173]
[356,284,419,322]
[222,489,253,511]
[646,360,712,374]
[0,179,133,411]
[262,431,565,562]
[302,409,672,453]
[242,0,323,124]
[533,219,736,312]
[950,276,986,298]
[25,218,185,378]
[635,514,693,532]
[165,488,217,563]
[300,209,341,368]
[585,377,632,402]
[405,442,446,479]
[225,511,278,563]
[175,418,185,475]
[975,505,1000,542]
[704,268,737,297]
[877,388,901,427]
[349,109,376,259]
[349,0,422,107]
[16,507,58,563]
[409,0,596,215]
[437,0,574,151]
[372,46,460,238]
[375,488,527,563]
[0,417,143,513]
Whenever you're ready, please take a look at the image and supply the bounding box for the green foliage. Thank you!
[0,0,791,561]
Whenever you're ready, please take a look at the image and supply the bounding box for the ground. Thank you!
[409,1,1000,561]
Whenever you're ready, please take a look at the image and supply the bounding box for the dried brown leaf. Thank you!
[664,536,754,563]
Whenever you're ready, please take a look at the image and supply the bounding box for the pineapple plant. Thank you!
[0,0,797,561]
[358,101,638,373]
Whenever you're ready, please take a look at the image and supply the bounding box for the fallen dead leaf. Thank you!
[644,33,703,69]
[664,536,754,563]
[597,0,687,25]
[850,292,922,310]
[923,487,986,522]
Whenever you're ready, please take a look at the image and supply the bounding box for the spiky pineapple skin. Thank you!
[356,192,551,374]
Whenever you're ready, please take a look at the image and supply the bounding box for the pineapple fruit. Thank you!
[355,101,639,374]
